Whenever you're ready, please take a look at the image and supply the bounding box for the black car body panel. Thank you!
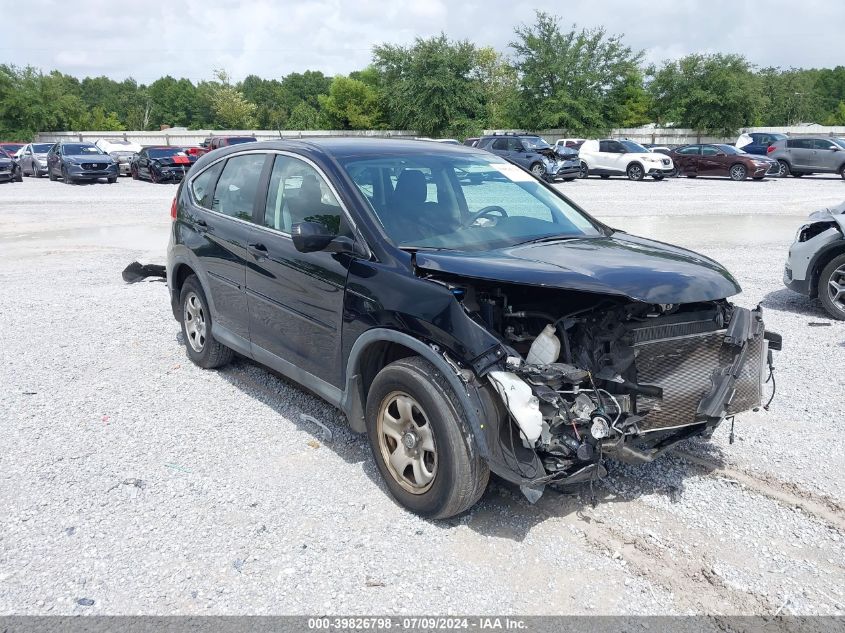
[166,138,776,500]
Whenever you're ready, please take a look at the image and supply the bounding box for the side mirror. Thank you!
[829,145,840,151]
[291,221,336,253]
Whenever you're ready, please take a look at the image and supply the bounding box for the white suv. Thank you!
[579,139,674,181]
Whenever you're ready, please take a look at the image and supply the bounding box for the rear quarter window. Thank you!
[190,161,224,210]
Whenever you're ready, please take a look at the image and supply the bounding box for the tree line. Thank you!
[2,11,845,141]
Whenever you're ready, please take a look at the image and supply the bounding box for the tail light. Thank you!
[170,197,178,221]
[766,145,776,153]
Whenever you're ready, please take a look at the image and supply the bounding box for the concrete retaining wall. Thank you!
[35,129,418,145]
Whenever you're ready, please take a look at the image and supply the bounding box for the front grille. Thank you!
[81,163,107,170]
[633,328,764,431]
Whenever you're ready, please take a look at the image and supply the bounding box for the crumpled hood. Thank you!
[415,232,741,304]
[808,200,845,231]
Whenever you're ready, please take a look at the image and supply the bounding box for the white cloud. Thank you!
[3,0,843,84]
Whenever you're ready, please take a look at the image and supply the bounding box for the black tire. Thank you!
[365,356,489,519]
[179,275,234,369]
[818,253,845,321]
[131,166,139,180]
[529,162,545,178]
[626,163,644,181]
[652,173,664,181]
[686,174,697,178]
[729,163,747,181]
[108,176,117,184]
[839,164,845,180]
[777,160,791,177]
[792,172,804,178]
[48,166,57,181]
[577,161,588,179]
[14,171,22,182]
[32,165,41,178]
[62,166,73,184]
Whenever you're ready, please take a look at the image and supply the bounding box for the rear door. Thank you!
[674,145,701,175]
[790,139,813,169]
[244,153,355,388]
[188,151,269,341]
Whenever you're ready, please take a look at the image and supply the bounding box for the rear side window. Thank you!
[263,155,342,235]
[677,146,700,155]
[787,139,812,149]
[701,146,719,156]
[191,161,224,210]
[211,153,267,221]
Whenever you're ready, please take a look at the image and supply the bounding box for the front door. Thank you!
[698,145,724,177]
[675,145,701,175]
[790,139,814,169]
[811,139,840,172]
[244,153,353,388]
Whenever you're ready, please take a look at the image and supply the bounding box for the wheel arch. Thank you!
[809,241,845,297]
[341,328,493,459]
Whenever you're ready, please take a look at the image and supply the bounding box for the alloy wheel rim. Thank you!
[732,165,745,180]
[629,165,642,179]
[828,264,845,314]
[377,391,437,494]
[531,164,544,177]
[579,162,588,178]
[779,162,788,177]
[183,292,207,352]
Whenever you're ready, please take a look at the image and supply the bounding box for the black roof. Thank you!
[203,137,489,161]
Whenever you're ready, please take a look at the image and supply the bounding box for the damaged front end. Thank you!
[426,280,781,502]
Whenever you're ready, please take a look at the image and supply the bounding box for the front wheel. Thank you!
[529,162,545,178]
[108,176,117,184]
[626,163,644,181]
[61,166,73,184]
[365,356,489,518]
[48,166,57,181]
[179,275,234,368]
[730,163,748,181]
[840,164,845,181]
[652,173,664,181]
[578,162,588,179]
[819,254,845,320]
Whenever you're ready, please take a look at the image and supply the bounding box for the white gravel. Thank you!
[0,173,843,616]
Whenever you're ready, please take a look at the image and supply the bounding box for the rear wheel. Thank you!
[365,356,489,518]
[626,163,644,181]
[179,275,234,369]
[819,254,845,320]
[729,163,748,181]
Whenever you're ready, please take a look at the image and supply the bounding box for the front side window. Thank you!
[263,155,342,234]
[211,153,267,220]
[341,153,603,251]
[812,139,836,150]
[620,140,648,153]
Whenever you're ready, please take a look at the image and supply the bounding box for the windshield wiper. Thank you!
[513,234,581,246]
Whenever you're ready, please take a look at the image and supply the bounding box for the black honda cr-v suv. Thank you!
[167,138,778,518]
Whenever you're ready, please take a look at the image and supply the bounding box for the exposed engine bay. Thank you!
[433,279,781,499]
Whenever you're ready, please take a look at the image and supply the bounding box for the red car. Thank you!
[669,143,780,180]
[182,146,207,158]
[0,142,25,157]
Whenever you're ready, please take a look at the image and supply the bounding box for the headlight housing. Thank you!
[796,222,835,242]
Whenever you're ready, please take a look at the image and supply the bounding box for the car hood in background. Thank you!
[414,232,741,304]
[64,154,114,163]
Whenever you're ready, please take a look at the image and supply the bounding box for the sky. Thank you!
[5,0,844,84]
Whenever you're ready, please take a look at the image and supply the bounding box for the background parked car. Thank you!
[95,139,143,176]
[0,148,22,183]
[18,142,53,177]
[736,132,787,155]
[476,133,579,181]
[553,138,585,152]
[463,137,480,147]
[0,142,25,157]
[579,139,674,180]
[182,146,207,158]
[784,200,845,319]
[768,137,845,179]
[46,142,118,184]
[130,147,194,183]
[669,143,779,180]
[643,144,672,155]
[205,136,257,152]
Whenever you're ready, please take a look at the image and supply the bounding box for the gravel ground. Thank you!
[0,173,843,616]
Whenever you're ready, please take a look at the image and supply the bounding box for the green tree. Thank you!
[648,54,764,134]
[287,102,321,129]
[318,75,382,129]
[473,47,520,129]
[509,11,644,133]
[206,69,256,129]
[757,68,824,125]
[373,34,484,137]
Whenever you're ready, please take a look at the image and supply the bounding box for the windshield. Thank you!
[62,144,102,155]
[715,144,743,155]
[33,143,52,153]
[148,148,186,158]
[833,138,845,149]
[621,140,649,153]
[226,137,256,145]
[340,153,603,251]
[520,136,552,150]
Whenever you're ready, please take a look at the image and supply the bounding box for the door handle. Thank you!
[247,242,268,259]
